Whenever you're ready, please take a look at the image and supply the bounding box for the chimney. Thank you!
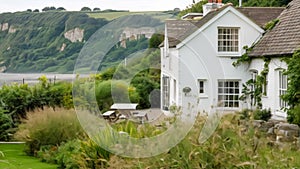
[203,0,224,16]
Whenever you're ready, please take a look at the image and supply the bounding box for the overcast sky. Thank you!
[0,0,194,13]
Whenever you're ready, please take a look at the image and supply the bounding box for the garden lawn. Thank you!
[0,143,57,169]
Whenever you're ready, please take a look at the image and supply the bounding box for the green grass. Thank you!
[0,143,57,169]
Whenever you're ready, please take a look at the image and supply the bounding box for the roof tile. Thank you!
[249,0,300,57]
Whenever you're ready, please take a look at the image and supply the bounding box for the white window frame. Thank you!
[279,70,288,109]
[162,76,170,110]
[217,27,240,56]
[250,70,258,93]
[198,79,205,94]
[173,79,177,102]
[218,80,240,108]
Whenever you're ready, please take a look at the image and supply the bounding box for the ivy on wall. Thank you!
[233,47,270,109]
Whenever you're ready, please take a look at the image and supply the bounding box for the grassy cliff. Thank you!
[0,11,170,73]
[0,11,109,73]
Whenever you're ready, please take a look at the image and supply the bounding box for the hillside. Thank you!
[0,11,172,73]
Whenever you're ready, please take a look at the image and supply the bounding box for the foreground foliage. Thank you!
[108,114,300,168]
[14,107,85,156]
[283,50,300,125]
[27,111,300,168]
[0,78,73,141]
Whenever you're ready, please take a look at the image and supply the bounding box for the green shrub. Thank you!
[287,104,300,126]
[38,139,110,169]
[55,140,82,169]
[0,108,13,141]
[37,145,58,164]
[253,108,272,121]
[14,107,85,156]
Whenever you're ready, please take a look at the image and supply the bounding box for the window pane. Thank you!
[218,80,240,108]
[218,28,239,52]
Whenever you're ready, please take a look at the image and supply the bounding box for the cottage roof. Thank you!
[164,5,283,48]
[249,0,300,57]
[236,7,284,27]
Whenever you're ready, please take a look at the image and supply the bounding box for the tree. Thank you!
[179,0,208,17]
[33,9,39,12]
[93,7,101,11]
[26,9,32,12]
[149,33,164,48]
[57,7,66,11]
[80,7,92,11]
[42,6,56,12]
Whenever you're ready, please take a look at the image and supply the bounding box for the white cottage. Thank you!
[160,2,284,115]
[248,0,300,119]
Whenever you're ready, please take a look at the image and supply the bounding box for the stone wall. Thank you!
[252,120,300,143]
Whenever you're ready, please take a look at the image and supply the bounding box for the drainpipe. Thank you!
[239,0,242,7]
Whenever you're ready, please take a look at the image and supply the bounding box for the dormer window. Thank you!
[218,27,239,52]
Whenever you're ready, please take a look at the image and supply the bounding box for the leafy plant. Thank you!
[283,50,300,125]
[0,108,13,141]
[264,19,280,30]
[253,109,272,121]
[14,107,85,156]
[37,139,110,169]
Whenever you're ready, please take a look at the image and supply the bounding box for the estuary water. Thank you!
[0,73,87,86]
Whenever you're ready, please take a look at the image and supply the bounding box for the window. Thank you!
[162,76,170,110]
[262,75,268,96]
[173,79,177,101]
[218,80,240,108]
[218,27,239,52]
[279,71,288,108]
[250,70,258,93]
[198,80,205,94]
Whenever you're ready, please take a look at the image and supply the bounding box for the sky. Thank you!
[0,0,195,13]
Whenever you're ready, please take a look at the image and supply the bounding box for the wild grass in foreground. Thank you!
[107,114,300,169]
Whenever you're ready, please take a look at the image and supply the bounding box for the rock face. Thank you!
[1,23,9,31]
[120,27,155,40]
[0,23,17,33]
[64,28,84,42]
[60,43,67,52]
[119,27,155,48]
[8,26,16,33]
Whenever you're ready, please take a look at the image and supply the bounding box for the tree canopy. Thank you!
[80,7,92,11]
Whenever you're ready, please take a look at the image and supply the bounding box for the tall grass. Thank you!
[14,107,85,156]
[107,114,300,168]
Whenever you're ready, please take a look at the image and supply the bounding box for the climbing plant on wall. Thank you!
[233,47,270,109]
[282,50,300,125]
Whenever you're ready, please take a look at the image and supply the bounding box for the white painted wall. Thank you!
[161,8,264,114]
[161,48,180,109]
[250,58,288,118]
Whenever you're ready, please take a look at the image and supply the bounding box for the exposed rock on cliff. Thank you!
[1,23,9,31]
[64,28,84,43]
